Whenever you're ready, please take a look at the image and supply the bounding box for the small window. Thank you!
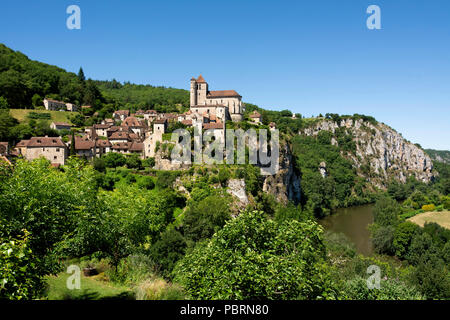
[54,156,57,160]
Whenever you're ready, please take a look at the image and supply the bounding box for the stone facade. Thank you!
[23,137,67,166]
[190,75,244,122]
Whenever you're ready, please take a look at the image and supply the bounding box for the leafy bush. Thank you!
[137,176,155,190]
[0,230,45,300]
[126,154,142,169]
[393,222,420,259]
[343,277,423,300]
[103,152,126,168]
[156,171,178,189]
[182,195,231,243]
[421,204,436,212]
[149,229,186,278]
[27,112,51,120]
[174,210,338,300]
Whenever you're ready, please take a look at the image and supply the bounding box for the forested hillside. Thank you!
[94,80,189,113]
[0,44,189,112]
[426,149,450,164]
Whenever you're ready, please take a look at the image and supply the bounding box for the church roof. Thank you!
[207,90,241,98]
[196,75,206,83]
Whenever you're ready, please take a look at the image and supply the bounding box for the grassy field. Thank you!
[9,109,77,125]
[43,272,134,300]
[407,211,450,229]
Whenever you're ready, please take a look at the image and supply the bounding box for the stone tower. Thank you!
[190,77,197,106]
[190,75,209,106]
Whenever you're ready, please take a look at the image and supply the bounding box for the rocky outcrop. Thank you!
[226,179,249,209]
[302,118,436,187]
[262,143,301,205]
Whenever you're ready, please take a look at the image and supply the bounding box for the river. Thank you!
[319,204,375,256]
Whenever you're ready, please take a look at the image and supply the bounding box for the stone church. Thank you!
[190,75,244,122]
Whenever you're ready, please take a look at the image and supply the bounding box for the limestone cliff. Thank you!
[302,118,436,188]
[262,143,301,204]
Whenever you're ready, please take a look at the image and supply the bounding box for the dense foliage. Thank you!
[174,210,337,299]
[291,134,372,218]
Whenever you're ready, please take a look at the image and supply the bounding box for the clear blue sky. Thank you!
[1,0,449,150]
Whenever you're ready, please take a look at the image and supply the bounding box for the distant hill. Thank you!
[425,149,450,164]
[0,43,189,111]
[94,80,189,113]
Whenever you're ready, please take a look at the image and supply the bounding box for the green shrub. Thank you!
[421,204,436,212]
[138,176,155,190]
[174,210,338,300]
[343,277,423,300]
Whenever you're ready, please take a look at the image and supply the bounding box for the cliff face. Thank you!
[262,143,301,204]
[302,118,436,188]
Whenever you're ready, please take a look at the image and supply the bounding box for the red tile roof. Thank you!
[249,110,262,118]
[207,90,241,98]
[16,140,29,148]
[45,98,66,104]
[196,74,206,83]
[27,137,66,148]
[154,119,167,124]
[109,131,131,140]
[93,124,112,129]
[95,139,112,147]
[114,110,130,115]
[129,142,144,152]
[112,142,131,150]
[52,122,72,127]
[74,137,94,150]
[122,116,144,127]
[203,122,224,130]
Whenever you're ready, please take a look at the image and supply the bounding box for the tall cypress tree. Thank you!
[70,131,76,156]
[77,67,86,83]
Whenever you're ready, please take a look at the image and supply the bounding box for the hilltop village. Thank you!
[0,75,268,166]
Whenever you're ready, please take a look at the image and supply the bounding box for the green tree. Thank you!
[77,67,86,83]
[0,229,45,299]
[70,131,76,156]
[371,226,395,255]
[174,210,338,300]
[0,110,18,141]
[0,96,9,109]
[392,222,420,259]
[149,229,187,278]
[373,196,400,227]
[126,154,142,169]
[103,152,126,168]
[182,195,231,243]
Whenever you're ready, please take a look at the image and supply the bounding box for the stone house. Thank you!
[122,116,146,137]
[73,137,95,159]
[43,98,67,111]
[249,110,262,124]
[50,122,73,131]
[93,123,113,137]
[113,110,130,122]
[109,131,132,144]
[23,137,67,166]
[153,119,167,135]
